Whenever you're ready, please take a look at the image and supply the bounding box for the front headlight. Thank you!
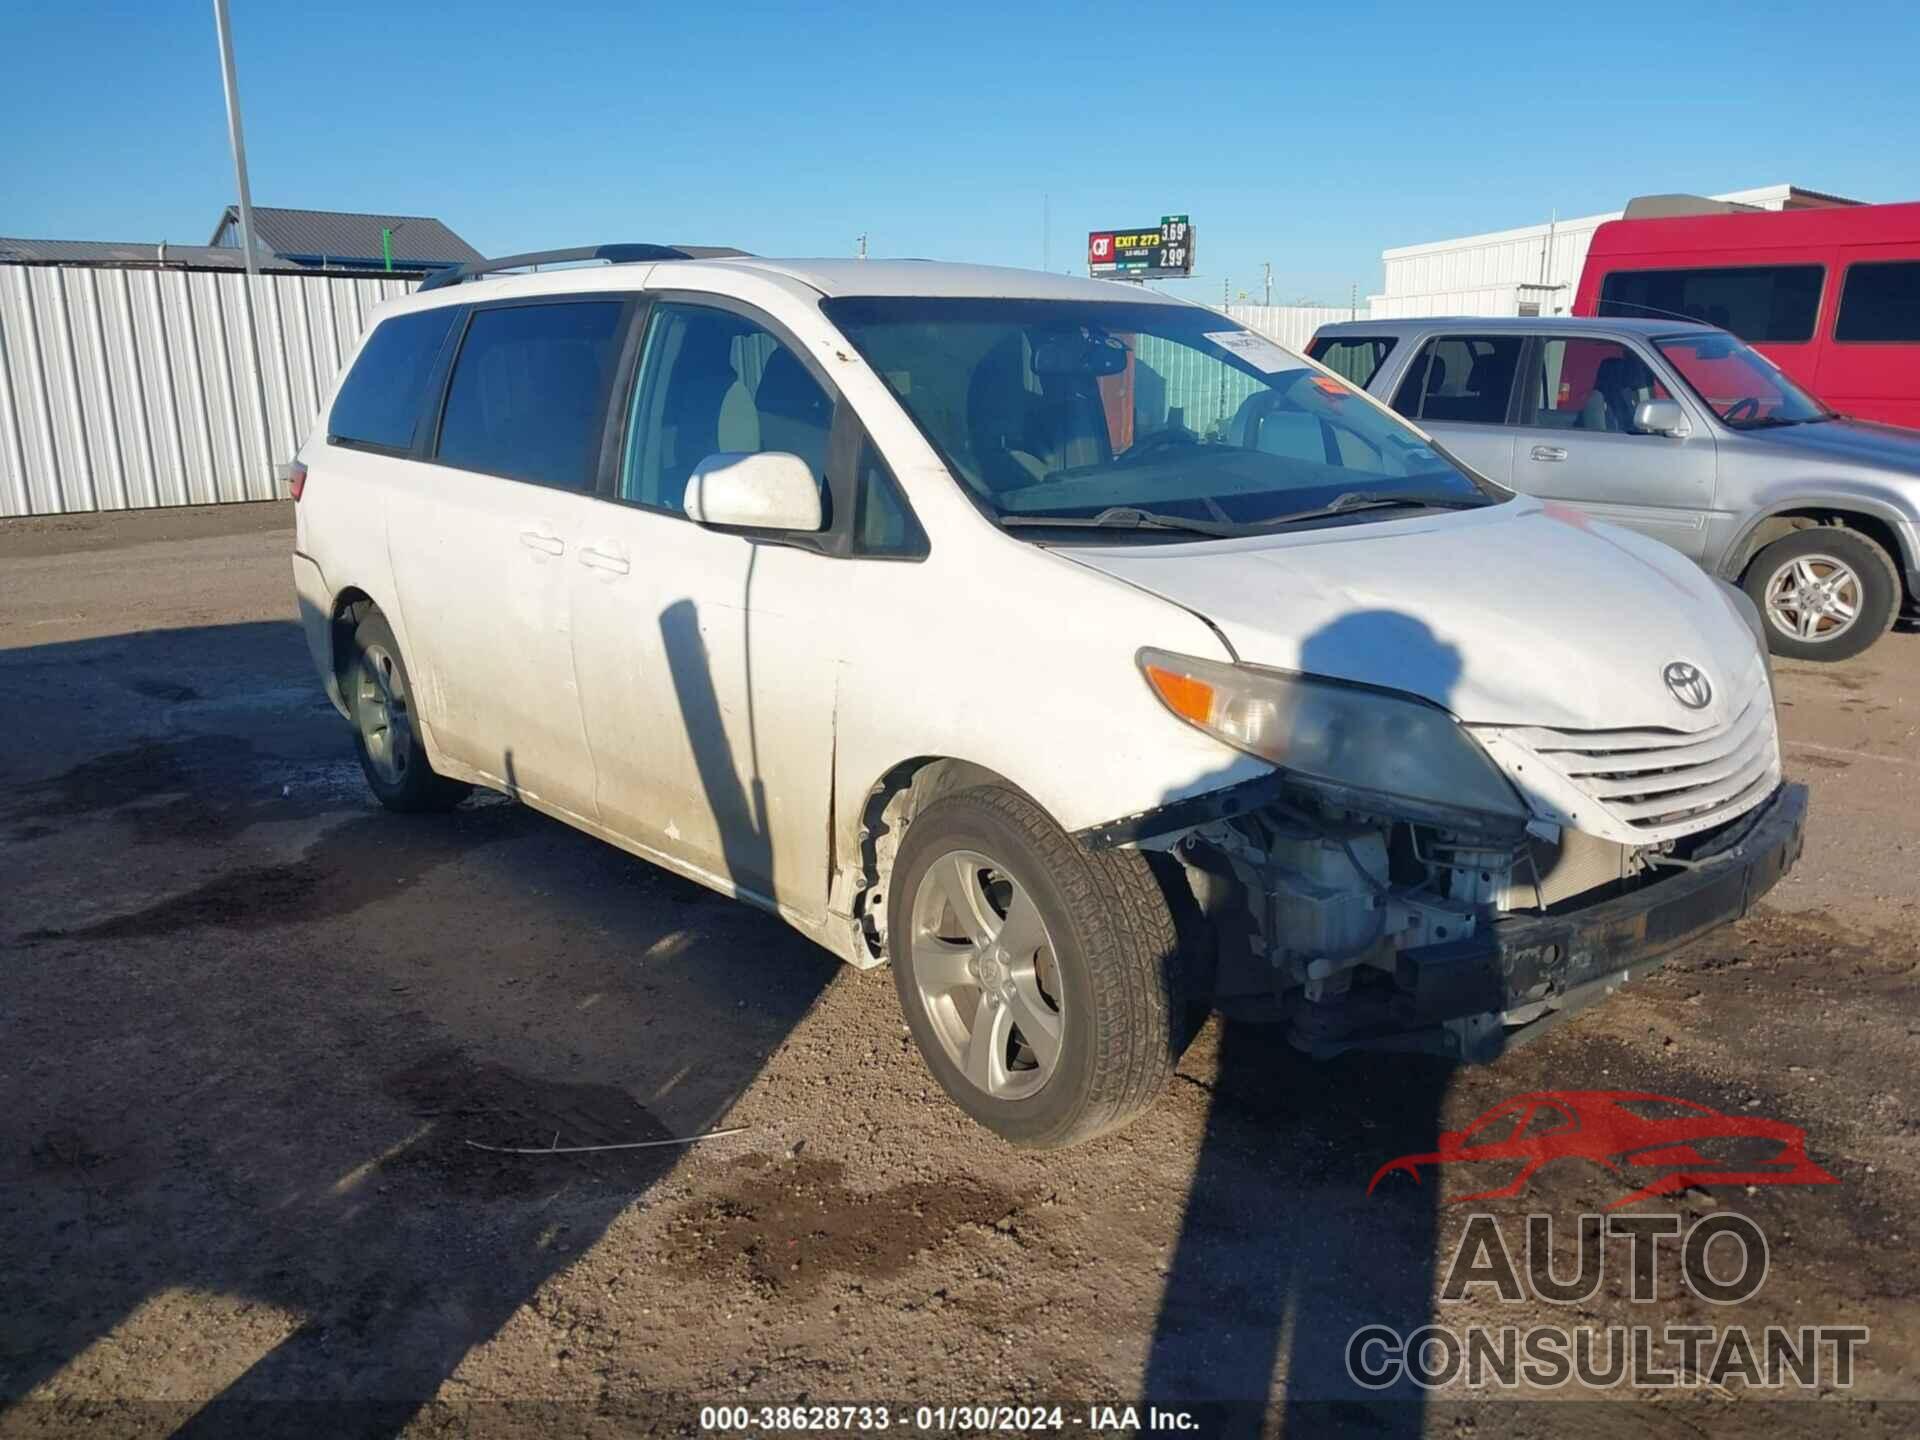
[1138,647,1527,831]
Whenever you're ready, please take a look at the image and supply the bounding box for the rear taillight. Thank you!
[288,461,308,502]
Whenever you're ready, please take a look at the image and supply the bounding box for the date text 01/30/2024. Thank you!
[697,1403,1201,1432]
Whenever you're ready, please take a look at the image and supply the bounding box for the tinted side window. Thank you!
[852,437,928,558]
[1308,335,1396,387]
[623,304,833,514]
[1521,337,1672,432]
[1598,265,1823,343]
[328,308,456,451]
[1390,335,1522,424]
[1835,261,1920,342]
[434,301,625,491]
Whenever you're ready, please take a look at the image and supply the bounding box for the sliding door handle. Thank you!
[578,546,630,575]
[518,530,565,555]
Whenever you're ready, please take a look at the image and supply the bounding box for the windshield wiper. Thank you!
[998,506,1245,538]
[1253,489,1492,527]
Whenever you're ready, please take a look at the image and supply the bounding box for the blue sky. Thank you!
[5,1,1918,303]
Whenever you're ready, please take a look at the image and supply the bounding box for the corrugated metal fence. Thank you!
[0,263,412,517]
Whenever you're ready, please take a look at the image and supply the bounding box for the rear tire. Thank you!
[889,785,1181,1148]
[343,609,469,813]
[1742,528,1899,662]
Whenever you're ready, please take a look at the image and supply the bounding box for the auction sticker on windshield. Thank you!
[1204,329,1295,372]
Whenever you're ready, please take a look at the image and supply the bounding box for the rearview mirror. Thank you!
[1634,398,1690,438]
[684,452,823,533]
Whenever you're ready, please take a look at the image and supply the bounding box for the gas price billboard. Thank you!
[1087,216,1194,278]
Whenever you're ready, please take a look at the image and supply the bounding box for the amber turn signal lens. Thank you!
[1143,663,1215,727]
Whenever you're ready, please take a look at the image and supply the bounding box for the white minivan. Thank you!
[292,246,1807,1147]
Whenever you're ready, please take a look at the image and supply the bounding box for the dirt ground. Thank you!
[2,502,1916,1438]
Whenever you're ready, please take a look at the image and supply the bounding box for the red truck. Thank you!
[1574,200,1920,430]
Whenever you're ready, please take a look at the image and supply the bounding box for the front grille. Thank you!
[1500,682,1779,839]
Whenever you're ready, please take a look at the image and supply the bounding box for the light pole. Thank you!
[212,0,259,278]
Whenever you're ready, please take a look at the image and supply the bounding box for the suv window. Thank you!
[1598,265,1824,343]
[1391,335,1522,424]
[1835,260,1920,343]
[623,304,833,514]
[1307,334,1396,387]
[1521,337,1672,432]
[434,301,626,491]
[328,308,457,452]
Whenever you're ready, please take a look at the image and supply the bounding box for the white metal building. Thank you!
[1368,183,1862,320]
[0,246,413,517]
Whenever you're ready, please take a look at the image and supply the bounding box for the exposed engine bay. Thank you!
[1115,779,1766,1060]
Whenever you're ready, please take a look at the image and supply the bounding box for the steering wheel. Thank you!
[1723,396,1762,422]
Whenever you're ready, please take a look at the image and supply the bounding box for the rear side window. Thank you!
[1598,265,1824,343]
[1835,261,1920,342]
[435,301,626,491]
[328,308,456,452]
[1390,335,1523,424]
[1308,334,1396,387]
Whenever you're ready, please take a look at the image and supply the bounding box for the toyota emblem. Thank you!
[1663,661,1713,710]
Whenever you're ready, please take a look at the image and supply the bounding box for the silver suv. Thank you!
[1311,316,1920,660]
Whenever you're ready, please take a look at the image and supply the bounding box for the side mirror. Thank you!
[1634,398,1690,438]
[683,452,823,533]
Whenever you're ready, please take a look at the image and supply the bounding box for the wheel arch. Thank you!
[1723,500,1915,607]
[841,755,1043,966]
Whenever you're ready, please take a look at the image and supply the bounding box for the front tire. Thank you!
[889,785,1181,1148]
[1742,528,1900,662]
[344,609,470,813]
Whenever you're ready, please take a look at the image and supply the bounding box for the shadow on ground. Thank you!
[0,619,838,1436]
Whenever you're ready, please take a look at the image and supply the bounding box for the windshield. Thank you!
[823,297,1497,535]
[1653,331,1833,428]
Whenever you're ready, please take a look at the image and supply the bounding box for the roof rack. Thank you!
[417,243,752,292]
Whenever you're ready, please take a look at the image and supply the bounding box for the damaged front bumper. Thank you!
[1296,781,1808,1060]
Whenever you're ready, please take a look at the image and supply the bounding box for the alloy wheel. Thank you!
[1764,553,1862,645]
[908,849,1065,1102]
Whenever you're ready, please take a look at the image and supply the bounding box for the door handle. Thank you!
[518,530,565,555]
[578,546,630,575]
[1530,445,1568,463]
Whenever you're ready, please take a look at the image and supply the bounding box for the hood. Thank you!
[1057,499,1763,732]
[1731,416,1920,479]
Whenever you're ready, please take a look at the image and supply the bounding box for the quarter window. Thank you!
[434,301,626,491]
[1835,261,1920,343]
[1598,265,1824,343]
[1390,335,1523,424]
[328,308,456,452]
[1521,338,1671,432]
[623,304,833,515]
[1307,334,1397,387]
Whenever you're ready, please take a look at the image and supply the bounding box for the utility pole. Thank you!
[1262,261,1272,307]
[856,233,867,260]
[211,0,273,496]
[213,0,259,278]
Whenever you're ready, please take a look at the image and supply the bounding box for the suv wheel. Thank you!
[344,610,470,812]
[1743,529,1901,663]
[889,785,1181,1148]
